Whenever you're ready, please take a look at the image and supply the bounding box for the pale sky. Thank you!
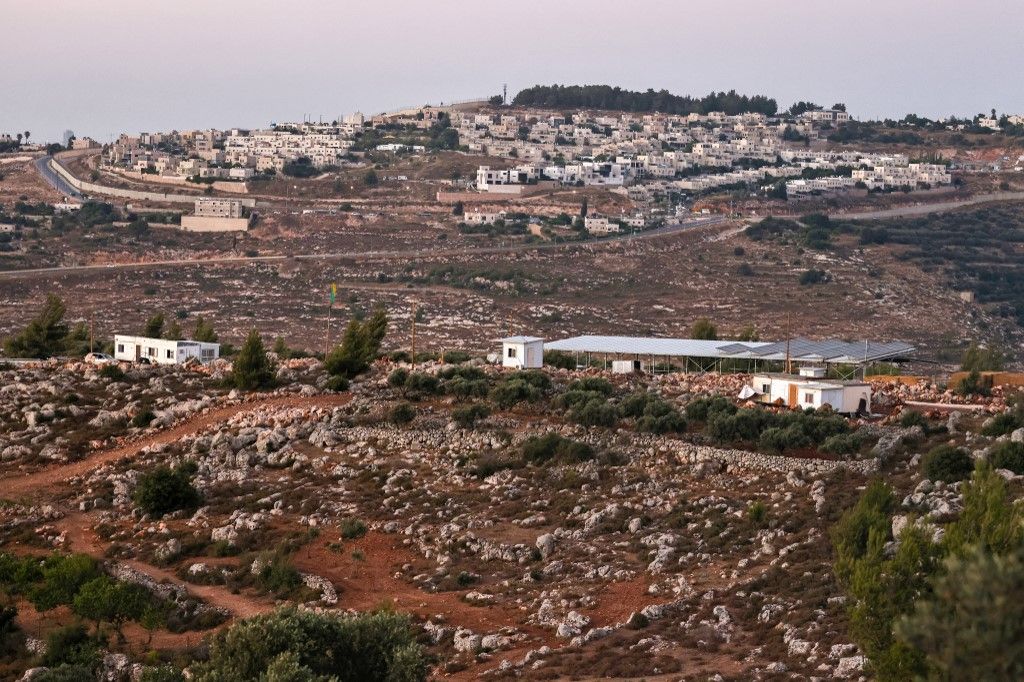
[2,0,1022,142]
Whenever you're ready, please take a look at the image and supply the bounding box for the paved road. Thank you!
[828,190,1024,221]
[0,215,728,279]
[33,155,81,198]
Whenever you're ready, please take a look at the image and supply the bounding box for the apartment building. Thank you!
[584,215,621,235]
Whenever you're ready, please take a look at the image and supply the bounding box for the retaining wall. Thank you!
[49,158,255,207]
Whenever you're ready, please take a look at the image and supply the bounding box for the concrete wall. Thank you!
[180,216,249,232]
[113,170,250,195]
[50,156,256,207]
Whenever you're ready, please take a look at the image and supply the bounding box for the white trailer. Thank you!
[114,335,220,365]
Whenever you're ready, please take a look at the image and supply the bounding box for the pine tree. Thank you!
[143,313,165,338]
[897,547,1024,679]
[3,293,69,358]
[193,316,218,343]
[230,330,276,390]
[164,320,183,340]
[324,308,388,380]
[689,318,718,340]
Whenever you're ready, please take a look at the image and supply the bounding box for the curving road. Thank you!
[33,155,81,198]
[0,216,727,279]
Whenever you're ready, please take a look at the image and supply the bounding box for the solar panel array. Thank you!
[543,335,914,364]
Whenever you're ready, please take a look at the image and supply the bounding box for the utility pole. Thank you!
[785,311,792,374]
[325,283,336,359]
[410,300,418,370]
[89,313,94,354]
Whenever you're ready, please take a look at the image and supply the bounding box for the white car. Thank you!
[84,352,116,365]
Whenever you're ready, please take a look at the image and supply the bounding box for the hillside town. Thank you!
[3,2,1024,678]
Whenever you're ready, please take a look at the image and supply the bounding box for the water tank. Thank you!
[799,366,827,379]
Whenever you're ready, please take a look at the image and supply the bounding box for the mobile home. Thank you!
[114,335,220,365]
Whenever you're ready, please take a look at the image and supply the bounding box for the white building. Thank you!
[749,368,871,414]
[584,215,621,235]
[114,335,220,365]
[194,198,243,218]
[464,210,503,225]
[499,336,544,369]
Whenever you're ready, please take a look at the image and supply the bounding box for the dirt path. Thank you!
[54,512,269,620]
[3,387,673,677]
[4,393,351,501]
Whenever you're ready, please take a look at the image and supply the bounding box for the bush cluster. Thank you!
[192,607,428,682]
[692,397,850,454]
[521,433,594,465]
[990,441,1024,475]
[133,462,202,517]
[619,392,687,434]
[489,370,551,409]
[452,403,490,429]
[922,445,973,483]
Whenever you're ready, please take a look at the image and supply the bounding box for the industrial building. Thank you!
[537,335,915,376]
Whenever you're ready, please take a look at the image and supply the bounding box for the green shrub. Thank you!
[131,409,156,428]
[192,607,428,682]
[471,452,520,478]
[325,375,350,392]
[622,392,687,434]
[555,389,605,410]
[747,501,767,527]
[403,372,440,396]
[685,396,735,422]
[521,433,594,465]
[568,396,618,427]
[758,425,810,453]
[253,551,302,597]
[991,441,1024,474]
[544,351,576,370]
[30,554,102,611]
[799,268,830,285]
[943,462,1024,557]
[982,412,1022,437]
[39,623,102,669]
[452,403,490,429]
[831,480,895,584]
[388,402,415,425]
[0,552,43,593]
[99,364,125,381]
[3,293,70,359]
[922,445,973,483]
[133,463,202,517]
[139,666,186,682]
[821,432,864,456]
[567,377,613,395]
[444,376,489,401]
[387,368,409,391]
[899,411,929,430]
[490,374,547,409]
[340,518,367,540]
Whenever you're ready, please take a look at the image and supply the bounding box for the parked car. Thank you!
[84,352,115,365]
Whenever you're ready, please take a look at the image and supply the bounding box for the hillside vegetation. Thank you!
[513,84,778,116]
